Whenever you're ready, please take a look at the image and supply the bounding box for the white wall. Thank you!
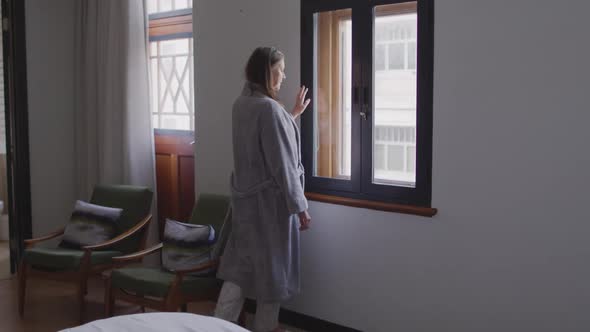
[195,1,590,331]
[194,0,300,195]
[25,0,76,236]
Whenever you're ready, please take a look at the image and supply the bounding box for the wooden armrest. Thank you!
[112,243,163,263]
[83,214,152,251]
[24,227,66,248]
[175,259,219,276]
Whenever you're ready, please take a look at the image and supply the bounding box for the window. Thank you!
[301,0,434,212]
[148,0,194,131]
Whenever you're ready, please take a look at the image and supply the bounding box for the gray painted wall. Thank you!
[195,1,590,331]
[194,0,301,196]
[25,0,76,236]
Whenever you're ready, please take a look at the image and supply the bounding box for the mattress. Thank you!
[60,312,250,332]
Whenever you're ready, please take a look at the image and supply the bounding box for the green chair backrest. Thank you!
[186,194,231,259]
[90,184,153,253]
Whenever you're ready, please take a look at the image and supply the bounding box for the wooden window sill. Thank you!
[305,192,437,217]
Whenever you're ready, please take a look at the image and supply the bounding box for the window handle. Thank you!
[360,87,369,121]
[360,110,367,121]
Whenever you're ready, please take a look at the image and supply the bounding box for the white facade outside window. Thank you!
[373,13,417,186]
[337,13,417,185]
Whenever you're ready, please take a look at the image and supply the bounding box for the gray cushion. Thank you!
[161,218,215,276]
[59,200,123,249]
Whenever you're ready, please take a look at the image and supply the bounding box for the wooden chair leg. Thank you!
[104,277,114,318]
[78,252,91,323]
[164,288,179,312]
[77,278,87,324]
[163,302,177,312]
[136,293,146,313]
[238,308,247,328]
[181,303,188,312]
[165,296,182,312]
[18,261,28,317]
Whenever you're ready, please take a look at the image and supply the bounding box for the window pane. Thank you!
[177,96,190,114]
[170,65,180,96]
[374,144,386,170]
[150,41,158,56]
[147,0,158,14]
[373,3,417,187]
[375,44,386,71]
[388,43,404,70]
[160,39,189,56]
[150,57,158,114]
[313,9,352,180]
[162,93,174,113]
[149,38,195,130]
[407,145,416,173]
[175,56,188,75]
[408,41,417,70]
[159,0,173,12]
[148,0,191,14]
[160,57,173,78]
[174,0,188,10]
[161,115,191,130]
[153,114,160,129]
[387,145,404,171]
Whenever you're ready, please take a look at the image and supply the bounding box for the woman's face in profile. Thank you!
[271,59,286,92]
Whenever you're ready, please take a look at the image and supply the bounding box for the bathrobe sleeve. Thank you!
[259,101,308,215]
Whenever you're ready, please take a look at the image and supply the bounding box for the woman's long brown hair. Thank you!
[245,47,284,101]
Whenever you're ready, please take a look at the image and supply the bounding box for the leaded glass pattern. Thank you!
[150,38,194,130]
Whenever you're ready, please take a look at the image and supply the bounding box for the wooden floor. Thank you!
[0,276,184,331]
[0,241,10,280]
[0,275,306,332]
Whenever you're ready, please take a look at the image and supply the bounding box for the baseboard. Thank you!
[244,299,362,332]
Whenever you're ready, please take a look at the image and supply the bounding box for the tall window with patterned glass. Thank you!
[148,0,194,131]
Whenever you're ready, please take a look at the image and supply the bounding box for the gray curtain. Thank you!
[74,0,158,248]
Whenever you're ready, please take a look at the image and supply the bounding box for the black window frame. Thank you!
[300,0,434,208]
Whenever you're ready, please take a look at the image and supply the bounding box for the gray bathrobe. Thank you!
[217,82,308,302]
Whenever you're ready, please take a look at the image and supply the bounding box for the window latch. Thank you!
[360,87,369,121]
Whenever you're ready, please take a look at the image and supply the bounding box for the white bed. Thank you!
[60,312,250,332]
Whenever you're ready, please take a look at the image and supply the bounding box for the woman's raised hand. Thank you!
[291,86,311,119]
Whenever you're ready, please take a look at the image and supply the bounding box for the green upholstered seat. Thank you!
[111,267,221,298]
[110,193,230,300]
[24,247,122,271]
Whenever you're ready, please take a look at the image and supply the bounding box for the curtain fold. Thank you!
[74,0,158,249]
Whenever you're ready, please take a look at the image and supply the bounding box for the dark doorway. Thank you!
[2,0,33,274]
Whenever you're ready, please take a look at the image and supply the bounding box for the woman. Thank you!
[214,47,312,332]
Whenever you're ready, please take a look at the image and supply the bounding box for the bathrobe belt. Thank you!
[230,168,304,199]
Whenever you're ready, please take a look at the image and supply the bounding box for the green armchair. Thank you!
[105,193,231,315]
[18,184,153,323]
